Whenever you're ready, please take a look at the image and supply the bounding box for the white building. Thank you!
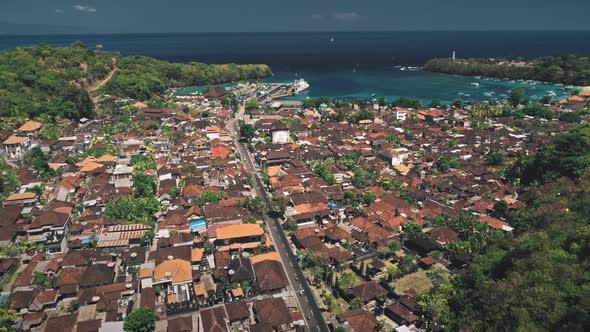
[380,147,410,166]
[270,121,290,144]
[2,135,31,159]
[396,110,408,121]
[111,164,134,188]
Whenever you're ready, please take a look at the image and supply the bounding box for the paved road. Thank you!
[230,110,329,332]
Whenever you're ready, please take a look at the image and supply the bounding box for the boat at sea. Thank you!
[470,82,480,87]
[294,79,310,94]
[399,66,422,71]
[547,90,557,97]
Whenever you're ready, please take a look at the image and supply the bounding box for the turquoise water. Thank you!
[4,32,583,104]
[268,69,575,103]
[177,68,574,104]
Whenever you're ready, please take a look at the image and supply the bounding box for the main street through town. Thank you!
[230,108,329,332]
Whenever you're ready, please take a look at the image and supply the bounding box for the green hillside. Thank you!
[425,55,590,86]
[0,43,272,121]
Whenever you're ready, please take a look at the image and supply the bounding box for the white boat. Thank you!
[470,82,480,87]
[547,90,557,97]
[294,79,310,94]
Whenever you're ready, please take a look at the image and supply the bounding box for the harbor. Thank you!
[172,79,309,103]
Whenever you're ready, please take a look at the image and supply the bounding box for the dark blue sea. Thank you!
[2,31,589,102]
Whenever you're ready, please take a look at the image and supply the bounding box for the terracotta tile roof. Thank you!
[5,192,36,201]
[44,313,78,332]
[194,283,206,296]
[324,224,353,242]
[214,251,230,268]
[182,184,203,198]
[211,145,231,159]
[267,166,285,177]
[17,120,42,132]
[59,176,81,190]
[153,259,192,284]
[225,301,249,322]
[253,298,292,328]
[253,260,288,291]
[75,156,97,167]
[96,154,117,163]
[217,241,262,251]
[477,215,509,230]
[336,309,378,332]
[385,303,418,324]
[77,319,102,332]
[79,161,103,173]
[8,289,36,310]
[381,216,408,231]
[2,135,25,145]
[250,251,280,265]
[427,226,459,244]
[191,248,203,262]
[139,268,154,279]
[231,287,243,297]
[293,202,329,214]
[200,305,229,332]
[419,256,438,267]
[79,264,115,287]
[167,316,193,332]
[216,223,263,240]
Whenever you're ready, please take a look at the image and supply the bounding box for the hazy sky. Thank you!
[1,0,590,33]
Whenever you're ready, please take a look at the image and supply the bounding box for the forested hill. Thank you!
[424,55,590,86]
[102,56,271,101]
[0,43,272,120]
[420,125,590,331]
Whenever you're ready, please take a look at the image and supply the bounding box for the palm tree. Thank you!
[385,266,400,281]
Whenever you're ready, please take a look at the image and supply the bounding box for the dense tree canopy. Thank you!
[0,44,104,120]
[0,44,272,121]
[104,57,271,100]
[425,55,590,85]
[103,196,161,225]
[123,308,156,332]
[521,125,590,184]
[314,161,337,185]
[419,125,590,331]
[428,177,590,331]
[239,120,256,142]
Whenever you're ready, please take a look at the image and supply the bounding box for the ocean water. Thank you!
[2,31,589,102]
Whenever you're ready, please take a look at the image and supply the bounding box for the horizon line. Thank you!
[2,29,590,37]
